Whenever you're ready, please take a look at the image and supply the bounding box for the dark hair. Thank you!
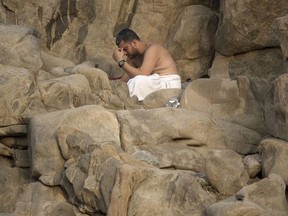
[115,29,140,46]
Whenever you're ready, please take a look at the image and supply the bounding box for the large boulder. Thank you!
[215,0,288,55]
[29,105,120,186]
[206,174,288,216]
[265,74,288,141]
[259,138,288,185]
[116,108,262,155]
[0,24,42,72]
[61,144,217,215]
[165,5,218,80]
[180,77,266,135]
[0,64,46,126]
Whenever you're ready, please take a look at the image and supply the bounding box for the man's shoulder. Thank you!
[146,42,165,52]
[148,42,162,48]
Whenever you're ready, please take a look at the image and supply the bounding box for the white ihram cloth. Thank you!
[127,73,181,101]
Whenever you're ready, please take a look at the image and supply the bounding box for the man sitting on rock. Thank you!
[112,28,181,101]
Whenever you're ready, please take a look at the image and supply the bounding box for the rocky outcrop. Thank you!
[0,0,288,215]
[216,0,288,55]
[206,173,288,216]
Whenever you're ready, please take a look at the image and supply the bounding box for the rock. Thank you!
[0,24,42,71]
[29,105,120,186]
[165,5,218,80]
[13,149,29,168]
[235,173,288,216]
[141,88,183,109]
[38,74,91,111]
[215,0,288,55]
[210,48,285,104]
[0,1,288,215]
[131,142,206,172]
[180,76,266,135]
[0,158,30,213]
[205,149,250,194]
[116,108,227,153]
[206,199,265,216]
[0,125,27,137]
[259,137,288,185]
[9,182,87,216]
[265,74,288,141]
[215,120,262,155]
[0,64,46,126]
[273,14,288,60]
[243,154,261,178]
[0,137,27,149]
[0,143,13,157]
[61,144,217,215]
[40,51,75,72]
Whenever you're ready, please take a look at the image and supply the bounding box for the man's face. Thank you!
[118,40,138,59]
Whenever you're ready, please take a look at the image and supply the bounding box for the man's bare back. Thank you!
[128,42,179,76]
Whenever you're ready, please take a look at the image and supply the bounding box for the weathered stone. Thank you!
[13,149,29,168]
[119,168,216,216]
[61,144,147,214]
[180,77,266,135]
[131,143,206,172]
[130,0,212,43]
[0,0,216,73]
[235,173,288,216]
[216,0,288,55]
[273,14,288,60]
[141,88,182,109]
[40,51,75,73]
[206,199,266,216]
[210,49,285,104]
[165,5,218,80]
[109,80,143,110]
[228,48,285,103]
[0,136,27,149]
[61,144,216,215]
[29,105,120,186]
[132,149,160,166]
[208,53,231,79]
[0,143,13,157]
[259,138,288,185]
[215,120,262,155]
[0,158,30,213]
[0,24,42,72]
[0,64,46,125]
[8,182,87,216]
[38,74,91,111]
[0,125,27,137]
[243,154,261,178]
[265,74,288,141]
[205,149,250,194]
[0,1,288,215]
[117,108,226,153]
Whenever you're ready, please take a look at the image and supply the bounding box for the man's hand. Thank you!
[112,48,125,62]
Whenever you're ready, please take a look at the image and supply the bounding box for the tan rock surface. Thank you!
[0,1,288,215]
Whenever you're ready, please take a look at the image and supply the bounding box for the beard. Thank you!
[127,47,138,59]
[128,54,137,59]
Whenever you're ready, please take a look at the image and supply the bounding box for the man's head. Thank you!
[115,28,140,46]
[115,29,141,59]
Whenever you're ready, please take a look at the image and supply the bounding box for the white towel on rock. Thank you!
[127,73,181,101]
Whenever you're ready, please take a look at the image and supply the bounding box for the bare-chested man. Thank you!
[112,28,181,101]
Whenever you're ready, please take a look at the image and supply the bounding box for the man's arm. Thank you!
[113,45,159,77]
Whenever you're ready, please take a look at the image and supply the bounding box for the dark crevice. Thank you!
[1,0,16,24]
[45,0,78,49]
